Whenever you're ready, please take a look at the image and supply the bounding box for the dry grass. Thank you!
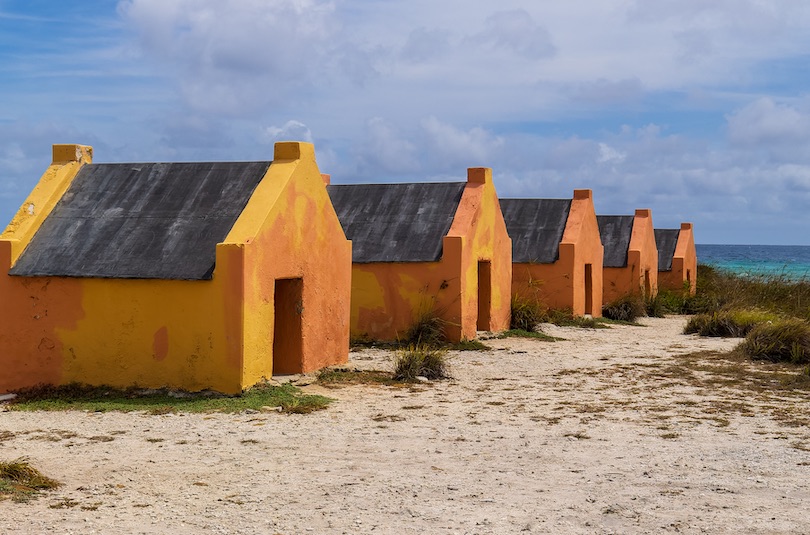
[0,458,61,503]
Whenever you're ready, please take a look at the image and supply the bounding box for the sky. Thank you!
[1,0,810,245]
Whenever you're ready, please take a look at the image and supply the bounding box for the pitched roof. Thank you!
[597,215,634,268]
[499,198,571,263]
[654,229,680,272]
[327,182,466,263]
[10,161,270,280]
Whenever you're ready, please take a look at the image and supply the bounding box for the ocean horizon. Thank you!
[696,244,810,280]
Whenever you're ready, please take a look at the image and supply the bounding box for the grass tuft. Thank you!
[740,319,810,364]
[497,329,561,341]
[0,458,60,502]
[393,345,451,381]
[682,264,810,320]
[404,306,447,346]
[9,382,331,414]
[602,294,646,322]
[684,309,780,338]
[510,294,547,332]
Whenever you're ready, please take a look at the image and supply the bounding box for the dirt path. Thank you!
[1,316,809,534]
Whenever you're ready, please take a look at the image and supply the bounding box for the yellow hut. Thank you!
[597,209,659,305]
[0,142,351,394]
[327,168,512,342]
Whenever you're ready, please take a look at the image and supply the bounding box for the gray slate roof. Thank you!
[597,215,634,268]
[10,161,270,280]
[327,182,466,263]
[654,229,680,272]
[499,199,572,263]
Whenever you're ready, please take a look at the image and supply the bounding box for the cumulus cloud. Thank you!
[399,27,450,63]
[727,97,810,148]
[118,0,376,115]
[475,9,556,59]
[260,120,313,145]
[352,117,420,177]
[571,78,644,105]
[419,116,505,169]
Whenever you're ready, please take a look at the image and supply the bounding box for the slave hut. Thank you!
[597,209,659,305]
[0,142,351,395]
[500,189,603,317]
[655,222,697,295]
[327,168,512,343]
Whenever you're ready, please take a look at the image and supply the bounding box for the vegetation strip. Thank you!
[7,382,331,415]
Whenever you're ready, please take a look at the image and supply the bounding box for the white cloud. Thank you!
[419,116,505,169]
[474,9,556,59]
[352,117,420,176]
[261,120,313,145]
[727,97,810,148]
[597,143,626,164]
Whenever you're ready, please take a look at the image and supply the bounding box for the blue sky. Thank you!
[2,0,810,245]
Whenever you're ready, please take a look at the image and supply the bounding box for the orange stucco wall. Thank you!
[0,142,351,395]
[602,209,659,305]
[512,189,604,317]
[658,222,697,295]
[349,168,512,342]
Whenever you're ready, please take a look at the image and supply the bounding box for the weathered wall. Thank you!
[602,209,659,304]
[659,223,697,295]
[226,141,352,382]
[0,142,351,395]
[512,190,604,317]
[349,168,511,342]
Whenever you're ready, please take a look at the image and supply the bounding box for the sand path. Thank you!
[1,316,809,534]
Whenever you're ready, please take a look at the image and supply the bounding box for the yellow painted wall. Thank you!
[602,209,659,304]
[0,142,351,395]
[348,168,512,342]
[512,189,604,317]
[659,222,697,295]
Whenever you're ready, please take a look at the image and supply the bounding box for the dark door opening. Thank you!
[273,278,303,375]
[584,263,593,315]
[644,269,652,297]
[477,261,492,331]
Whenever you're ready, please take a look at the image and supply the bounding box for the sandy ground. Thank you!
[1,316,809,534]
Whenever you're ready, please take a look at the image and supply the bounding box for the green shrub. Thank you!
[510,294,547,332]
[603,294,646,322]
[687,264,810,319]
[393,345,450,381]
[684,309,780,337]
[404,308,447,346]
[546,308,603,328]
[741,319,810,364]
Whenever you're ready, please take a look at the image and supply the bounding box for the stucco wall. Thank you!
[602,209,659,305]
[0,142,351,395]
[659,223,697,295]
[512,190,604,317]
[349,168,512,342]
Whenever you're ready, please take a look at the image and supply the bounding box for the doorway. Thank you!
[477,261,491,331]
[643,269,652,297]
[272,278,303,375]
[584,263,593,315]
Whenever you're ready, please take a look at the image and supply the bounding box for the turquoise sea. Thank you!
[696,244,810,280]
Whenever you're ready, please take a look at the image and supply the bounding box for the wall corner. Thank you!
[573,189,592,201]
[467,167,491,184]
[53,144,93,164]
[274,141,315,163]
[635,208,651,218]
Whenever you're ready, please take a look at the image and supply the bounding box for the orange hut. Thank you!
[0,142,351,395]
[597,209,659,305]
[327,168,512,343]
[655,223,697,295]
[500,190,604,317]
